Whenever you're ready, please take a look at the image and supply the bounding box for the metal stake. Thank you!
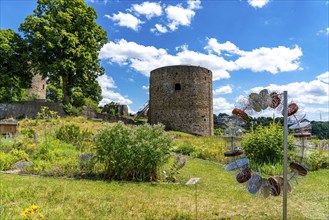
[195,183,198,220]
[283,91,288,220]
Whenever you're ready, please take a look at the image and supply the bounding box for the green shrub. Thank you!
[23,159,52,175]
[0,152,17,170]
[55,124,92,151]
[172,142,195,155]
[11,149,29,161]
[84,97,102,113]
[214,128,225,136]
[0,149,29,170]
[0,137,16,152]
[19,127,36,138]
[94,122,173,181]
[63,103,81,116]
[301,149,329,171]
[241,122,294,164]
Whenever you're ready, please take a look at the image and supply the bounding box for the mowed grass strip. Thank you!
[1,158,328,219]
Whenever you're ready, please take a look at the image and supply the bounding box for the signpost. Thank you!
[186,178,200,220]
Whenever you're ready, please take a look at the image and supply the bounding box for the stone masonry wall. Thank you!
[149,65,213,136]
[0,102,65,119]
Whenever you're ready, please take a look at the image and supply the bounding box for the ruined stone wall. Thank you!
[0,102,65,119]
[149,65,213,136]
[28,74,46,100]
[101,104,129,116]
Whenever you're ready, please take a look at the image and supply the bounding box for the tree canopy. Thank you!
[19,0,107,103]
[0,29,32,102]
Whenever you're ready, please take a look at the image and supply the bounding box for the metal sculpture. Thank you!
[223,90,310,203]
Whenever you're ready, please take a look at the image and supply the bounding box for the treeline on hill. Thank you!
[0,0,107,116]
[214,113,329,139]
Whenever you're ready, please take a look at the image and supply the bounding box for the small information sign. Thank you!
[186,178,200,185]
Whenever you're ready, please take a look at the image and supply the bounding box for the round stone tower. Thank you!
[28,74,46,100]
[149,65,213,136]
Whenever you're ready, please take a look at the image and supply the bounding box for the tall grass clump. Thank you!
[241,122,294,165]
[94,122,173,181]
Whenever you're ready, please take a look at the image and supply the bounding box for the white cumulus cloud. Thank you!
[249,73,329,105]
[205,38,244,56]
[105,0,203,35]
[99,39,167,64]
[165,4,196,31]
[233,73,329,121]
[316,71,329,83]
[97,74,116,89]
[99,38,303,80]
[214,85,233,95]
[205,38,303,74]
[234,45,303,73]
[248,0,270,8]
[96,74,132,107]
[187,0,202,9]
[213,97,235,114]
[131,2,162,20]
[105,12,143,31]
[151,24,168,34]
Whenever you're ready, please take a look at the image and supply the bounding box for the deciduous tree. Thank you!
[0,29,32,102]
[19,0,107,103]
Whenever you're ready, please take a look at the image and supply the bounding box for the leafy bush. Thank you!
[214,128,225,136]
[0,149,29,170]
[19,127,36,138]
[63,103,81,116]
[84,97,102,113]
[300,149,329,171]
[94,122,173,181]
[172,142,195,155]
[55,125,92,151]
[11,149,29,161]
[0,152,17,170]
[241,122,294,164]
[0,137,16,152]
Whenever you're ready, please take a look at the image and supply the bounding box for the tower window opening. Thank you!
[175,83,181,91]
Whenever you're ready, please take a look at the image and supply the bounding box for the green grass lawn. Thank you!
[1,158,328,220]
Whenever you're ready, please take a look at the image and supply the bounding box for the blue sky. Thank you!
[1,0,328,121]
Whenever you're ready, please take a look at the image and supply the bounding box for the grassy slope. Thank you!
[1,158,328,220]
